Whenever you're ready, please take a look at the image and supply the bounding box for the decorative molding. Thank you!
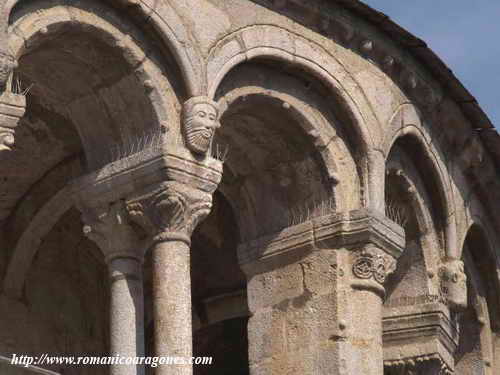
[384,354,453,375]
[72,149,223,208]
[238,209,405,269]
[248,0,443,111]
[383,310,459,372]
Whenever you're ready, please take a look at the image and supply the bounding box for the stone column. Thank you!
[72,95,223,375]
[344,246,398,375]
[82,202,147,375]
[126,182,215,375]
[316,210,405,375]
[239,209,405,375]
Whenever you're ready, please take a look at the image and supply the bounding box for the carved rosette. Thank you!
[126,181,213,246]
[439,259,467,312]
[81,201,147,263]
[352,246,397,285]
[384,354,453,375]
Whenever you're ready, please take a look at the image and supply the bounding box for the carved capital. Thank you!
[439,259,467,312]
[182,96,220,156]
[352,246,397,285]
[126,182,213,246]
[385,354,453,375]
[81,201,147,263]
[0,91,26,152]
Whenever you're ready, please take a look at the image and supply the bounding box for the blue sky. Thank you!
[362,1,500,128]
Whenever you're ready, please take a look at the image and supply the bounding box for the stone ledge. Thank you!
[238,208,405,267]
[383,309,458,371]
[72,147,223,206]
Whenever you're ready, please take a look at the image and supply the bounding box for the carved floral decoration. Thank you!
[127,183,213,246]
[353,247,397,285]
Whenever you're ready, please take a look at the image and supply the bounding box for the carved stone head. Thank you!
[0,51,16,91]
[439,259,467,312]
[182,96,220,155]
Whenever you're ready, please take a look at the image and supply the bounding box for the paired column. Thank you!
[82,202,147,375]
[75,95,222,375]
[239,209,405,375]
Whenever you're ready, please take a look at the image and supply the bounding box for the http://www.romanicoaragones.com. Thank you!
[10,353,213,369]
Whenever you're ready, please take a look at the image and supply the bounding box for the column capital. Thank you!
[0,90,26,152]
[384,353,453,375]
[352,246,397,285]
[72,143,223,248]
[439,258,467,312]
[81,201,147,264]
[126,181,214,246]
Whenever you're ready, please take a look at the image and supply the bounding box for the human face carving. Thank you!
[183,102,219,155]
[440,260,467,311]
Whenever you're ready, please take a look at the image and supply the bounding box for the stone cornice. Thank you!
[73,148,223,247]
[383,309,458,371]
[72,147,223,206]
[238,208,405,266]
[314,209,405,258]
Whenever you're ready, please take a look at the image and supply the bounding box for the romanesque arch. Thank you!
[457,224,498,374]
[0,2,497,375]
[206,25,378,209]
[8,0,184,170]
[4,0,205,97]
[382,104,456,257]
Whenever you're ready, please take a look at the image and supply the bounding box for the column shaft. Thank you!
[108,257,145,375]
[345,287,383,375]
[152,240,192,375]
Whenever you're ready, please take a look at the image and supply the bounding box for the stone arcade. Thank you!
[0,1,499,375]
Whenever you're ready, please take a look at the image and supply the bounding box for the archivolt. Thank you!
[4,0,204,96]
[216,82,352,213]
[383,103,456,259]
[8,1,179,170]
[207,25,375,148]
[3,185,73,300]
[206,25,380,208]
